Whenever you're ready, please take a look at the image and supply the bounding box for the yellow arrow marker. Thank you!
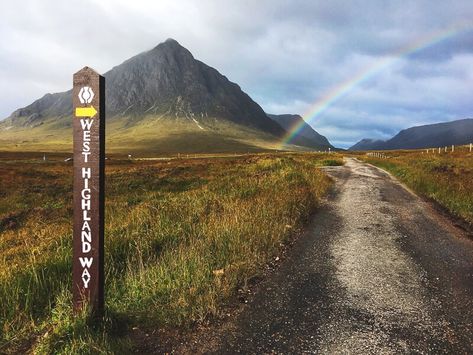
[75,106,97,117]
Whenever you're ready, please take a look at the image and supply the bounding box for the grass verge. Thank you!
[0,152,339,353]
[361,148,473,226]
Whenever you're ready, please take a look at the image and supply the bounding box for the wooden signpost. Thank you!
[72,67,105,315]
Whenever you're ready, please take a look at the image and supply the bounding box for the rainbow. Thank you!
[280,22,473,148]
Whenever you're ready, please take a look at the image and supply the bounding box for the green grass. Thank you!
[0,152,338,353]
[0,116,313,155]
[360,147,473,225]
[319,158,344,166]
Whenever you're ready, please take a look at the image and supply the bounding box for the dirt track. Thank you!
[177,157,473,354]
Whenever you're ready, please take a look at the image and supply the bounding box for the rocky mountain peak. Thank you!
[164,38,180,45]
[4,39,284,136]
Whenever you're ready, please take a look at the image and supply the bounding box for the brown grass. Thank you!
[0,151,340,353]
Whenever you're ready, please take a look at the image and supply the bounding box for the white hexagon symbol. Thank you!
[78,86,94,104]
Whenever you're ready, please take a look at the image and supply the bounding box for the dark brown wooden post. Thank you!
[72,67,105,316]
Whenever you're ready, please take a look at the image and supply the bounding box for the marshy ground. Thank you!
[0,151,337,353]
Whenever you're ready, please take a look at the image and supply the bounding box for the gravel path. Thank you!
[185,157,473,354]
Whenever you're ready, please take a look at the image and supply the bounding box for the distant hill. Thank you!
[267,114,334,150]
[0,39,310,154]
[349,119,473,151]
[349,138,386,151]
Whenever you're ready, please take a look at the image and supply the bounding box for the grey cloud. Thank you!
[0,0,472,147]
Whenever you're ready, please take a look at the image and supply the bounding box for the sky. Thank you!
[1,0,473,148]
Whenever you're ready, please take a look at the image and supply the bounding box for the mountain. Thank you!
[267,114,333,150]
[349,138,386,151]
[349,119,473,151]
[0,39,300,154]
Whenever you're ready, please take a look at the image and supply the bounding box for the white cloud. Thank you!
[1,0,473,147]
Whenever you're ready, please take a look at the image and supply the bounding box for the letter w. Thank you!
[79,257,93,268]
[80,119,94,130]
